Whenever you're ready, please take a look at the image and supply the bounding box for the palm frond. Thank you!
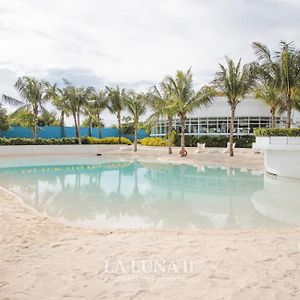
[9,104,31,118]
[2,94,24,106]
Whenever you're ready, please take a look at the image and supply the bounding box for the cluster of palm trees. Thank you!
[2,78,147,147]
[1,40,300,156]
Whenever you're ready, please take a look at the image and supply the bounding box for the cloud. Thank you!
[0,0,299,125]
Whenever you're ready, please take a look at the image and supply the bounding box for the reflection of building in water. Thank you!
[252,175,300,226]
[144,164,263,196]
[0,161,296,230]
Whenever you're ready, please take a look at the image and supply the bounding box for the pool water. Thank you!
[0,156,299,230]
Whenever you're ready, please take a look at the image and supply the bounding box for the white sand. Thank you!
[1,149,300,299]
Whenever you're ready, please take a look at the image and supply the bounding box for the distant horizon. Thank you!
[1,0,299,125]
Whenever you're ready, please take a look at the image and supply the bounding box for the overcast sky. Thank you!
[0,0,300,125]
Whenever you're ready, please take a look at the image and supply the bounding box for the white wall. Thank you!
[253,137,300,179]
[0,144,122,156]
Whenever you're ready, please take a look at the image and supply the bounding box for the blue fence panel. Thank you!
[0,126,149,140]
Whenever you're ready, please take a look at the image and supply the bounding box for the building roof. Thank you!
[188,97,271,118]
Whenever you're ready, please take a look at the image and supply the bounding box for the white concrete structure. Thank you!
[151,97,300,137]
[252,175,300,225]
[253,136,300,179]
[0,144,122,156]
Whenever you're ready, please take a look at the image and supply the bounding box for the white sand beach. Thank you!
[1,150,300,299]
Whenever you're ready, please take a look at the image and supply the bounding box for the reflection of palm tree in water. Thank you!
[224,168,238,229]
[0,163,266,229]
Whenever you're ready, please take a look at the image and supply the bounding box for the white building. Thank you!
[151,97,300,137]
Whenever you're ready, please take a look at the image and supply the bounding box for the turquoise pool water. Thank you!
[0,156,299,230]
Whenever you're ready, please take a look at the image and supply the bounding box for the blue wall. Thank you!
[0,126,149,140]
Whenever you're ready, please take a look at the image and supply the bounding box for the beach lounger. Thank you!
[119,145,132,151]
[195,143,206,153]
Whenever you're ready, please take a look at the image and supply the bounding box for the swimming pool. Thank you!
[0,156,299,230]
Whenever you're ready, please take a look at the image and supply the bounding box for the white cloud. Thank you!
[0,0,299,125]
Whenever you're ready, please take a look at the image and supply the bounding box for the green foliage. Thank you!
[140,137,167,146]
[9,110,59,127]
[9,110,35,128]
[0,105,9,131]
[255,128,300,137]
[0,137,78,145]
[38,111,60,126]
[0,136,132,146]
[121,116,134,134]
[82,116,104,128]
[173,135,255,148]
[82,136,132,145]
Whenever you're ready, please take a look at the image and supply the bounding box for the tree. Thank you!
[214,57,254,156]
[82,116,104,129]
[166,68,215,157]
[121,116,134,134]
[83,89,106,138]
[278,41,300,128]
[254,87,283,128]
[2,76,50,142]
[9,110,35,128]
[63,80,91,144]
[252,41,300,128]
[0,104,9,131]
[124,92,147,152]
[251,54,284,128]
[106,86,126,144]
[9,110,59,127]
[46,83,68,137]
[148,81,177,154]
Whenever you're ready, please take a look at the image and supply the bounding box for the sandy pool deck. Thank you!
[1,148,300,299]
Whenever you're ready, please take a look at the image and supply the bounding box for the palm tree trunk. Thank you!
[167,116,173,155]
[73,112,78,138]
[180,116,186,157]
[89,119,93,137]
[118,114,121,144]
[33,106,38,143]
[60,111,65,138]
[229,106,235,157]
[271,108,276,128]
[77,112,81,144]
[98,115,102,138]
[60,111,65,127]
[286,96,292,128]
[134,123,138,152]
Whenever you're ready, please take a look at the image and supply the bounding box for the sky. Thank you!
[0,0,300,126]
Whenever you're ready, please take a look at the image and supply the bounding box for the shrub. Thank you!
[0,136,132,146]
[255,128,300,137]
[140,137,167,146]
[173,135,255,148]
[83,137,132,145]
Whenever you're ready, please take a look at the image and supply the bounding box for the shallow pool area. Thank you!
[0,156,299,230]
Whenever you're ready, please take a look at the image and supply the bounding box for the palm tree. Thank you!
[106,86,126,144]
[166,68,216,157]
[87,89,106,138]
[124,92,147,152]
[62,81,79,139]
[63,80,91,144]
[2,76,50,142]
[252,41,300,128]
[45,83,68,137]
[214,57,254,156]
[278,41,300,128]
[148,82,177,154]
[0,104,9,131]
[251,54,284,128]
[83,99,96,137]
[254,87,283,128]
